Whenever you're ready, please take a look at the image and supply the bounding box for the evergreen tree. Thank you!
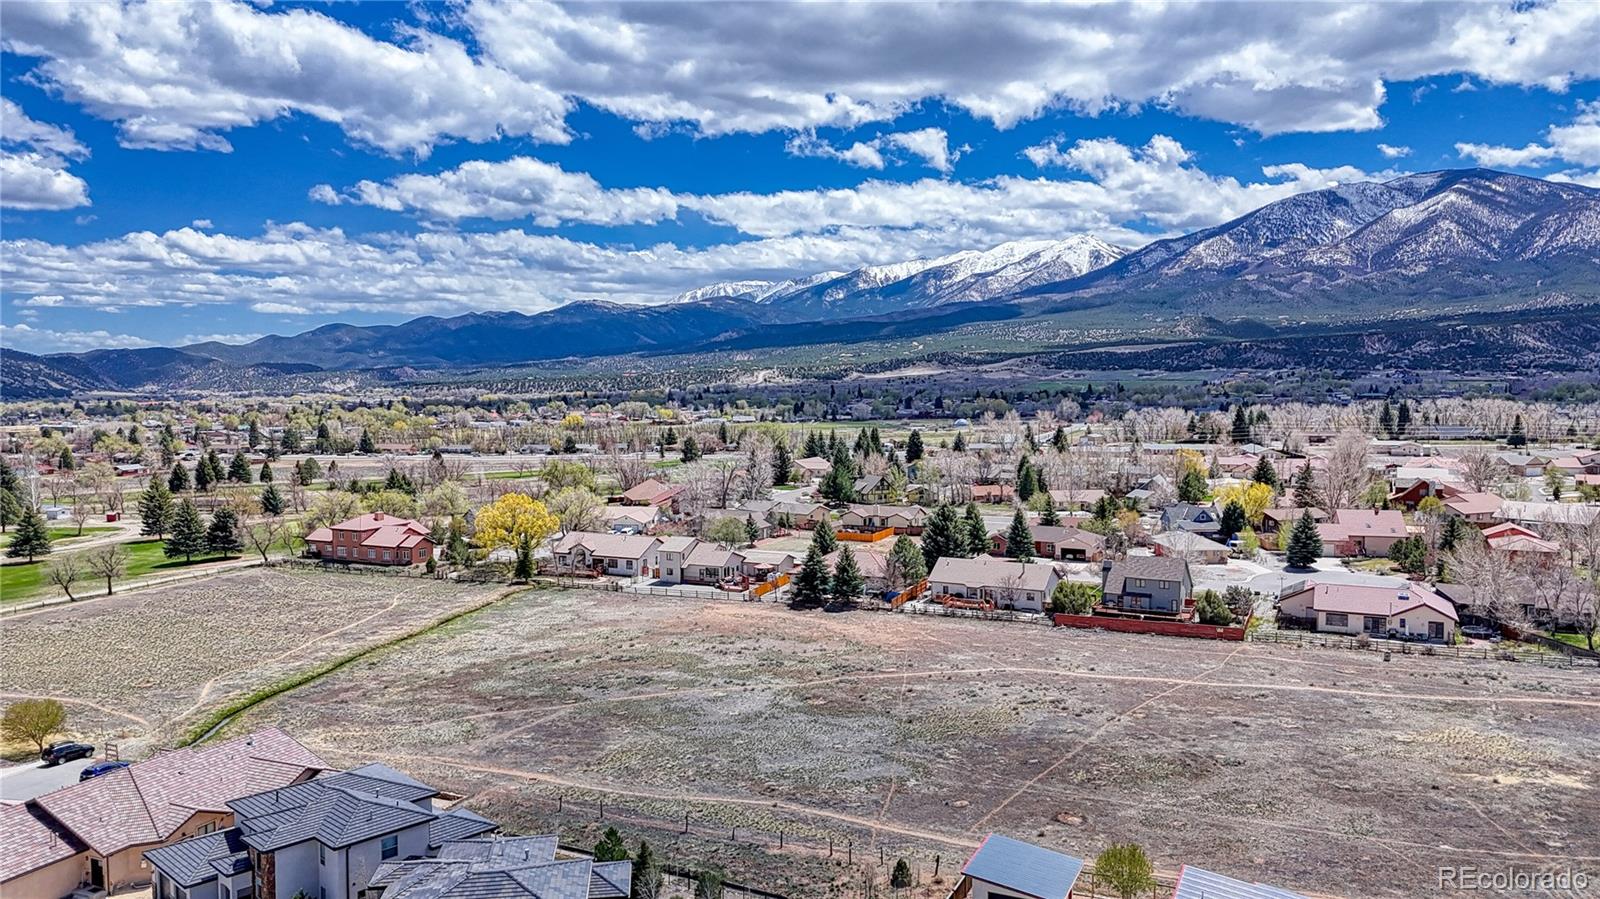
[920,503,963,569]
[632,842,661,899]
[1439,514,1467,553]
[0,488,21,534]
[952,430,968,452]
[1218,500,1247,541]
[792,545,831,606]
[247,419,262,449]
[744,517,760,545]
[228,450,253,483]
[1378,401,1395,439]
[1039,503,1061,526]
[168,462,192,493]
[1195,589,1232,626]
[5,506,52,561]
[1052,425,1068,452]
[904,429,924,463]
[593,827,627,862]
[1231,405,1249,441]
[1005,507,1034,560]
[889,535,927,586]
[831,545,864,605]
[281,425,302,452]
[165,500,206,562]
[358,429,377,454]
[1291,462,1319,508]
[259,461,274,483]
[260,483,285,516]
[57,446,76,471]
[139,481,174,538]
[1286,510,1323,568]
[1016,457,1038,501]
[718,421,730,445]
[1396,401,1412,437]
[680,434,701,463]
[1508,414,1527,448]
[194,456,216,492]
[1251,456,1279,490]
[206,507,244,556]
[0,458,19,497]
[514,534,535,581]
[663,426,678,446]
[818,458,857,503]
[803,431,825,458]
[811,523,838,556]
[772,440,793,485]
[1178,468,1209,503]
[963,503,989,556]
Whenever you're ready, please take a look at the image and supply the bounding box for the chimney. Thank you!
[1100,558,1113,589]
[373,511,384,521]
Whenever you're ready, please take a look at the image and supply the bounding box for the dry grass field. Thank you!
[176,582,1600,898]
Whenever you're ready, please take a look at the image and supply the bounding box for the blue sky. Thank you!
[2,0,1598,353]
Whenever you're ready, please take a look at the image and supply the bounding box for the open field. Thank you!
[0,567,508,755]
[159,581,1600,898]
[1,537,247,604]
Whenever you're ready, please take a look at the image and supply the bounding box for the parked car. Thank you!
[40,741,94,766]
[1460,625,1502,642]
[79,760,131,781]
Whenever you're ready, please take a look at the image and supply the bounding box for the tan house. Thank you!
[792,456,832,482]
[1151,530,1230,564]
[1047,488,1107,511]
[551,531,660,577]
[1443,492,1504,524]
[1315,509,1408,557]
[1278,580,1457,641]
[990,525,1105,562]
[839,504,927,534]
[1,728,325,896]
[619,478,683,509]
[929,556,1061,613]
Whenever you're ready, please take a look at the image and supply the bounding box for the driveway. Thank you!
[0,757,93,802]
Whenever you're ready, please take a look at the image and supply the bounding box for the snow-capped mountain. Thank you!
[1041,169,1600,301]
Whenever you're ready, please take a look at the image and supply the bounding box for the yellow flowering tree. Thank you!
[474,493,559,551]
[1214,482,1275,526]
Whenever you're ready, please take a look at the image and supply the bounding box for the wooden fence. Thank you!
[751,573,791,598]
[838,527,895,543]
[889,578,929,608]
[1250,628,1599,667]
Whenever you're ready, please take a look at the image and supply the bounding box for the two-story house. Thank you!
[145,764,496,899]
[304,513,434,566]
[1100,556,1193,615]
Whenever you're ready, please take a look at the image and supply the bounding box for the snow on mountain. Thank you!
[671,280,776,303]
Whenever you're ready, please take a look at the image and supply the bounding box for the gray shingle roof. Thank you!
[144,828,249,888]
[961,833,1082,899]
[381,856,628,899]
[230,779,436,851]
[430,808,498,846]
[1103,556,1190,596]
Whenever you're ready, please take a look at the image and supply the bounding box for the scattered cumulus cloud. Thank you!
[786,128,961,173]
[1456,100,1600,169]
[1377,143,1412,158]
[0,98,90,210]
[0,322,157,353]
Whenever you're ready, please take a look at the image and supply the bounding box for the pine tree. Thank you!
[818,459,856,503]
[632,841,661,899]
[920,503,963,569]
[1508,414,1527,448]
[1039,503,1061,527]
[803,431,825,458]
[259,461,274,483]
[792,545,831,606]
[0,458,19,497]
[1016,457,1038,501]
[5,506,52,561]
[811,523,838,556]
[358,429,377,454]
[168,462,192,493]
[1396,401,1412,437]
[952,431,967,452]
[514,533,535,580]
[1232,405,1249,441]
[904,429,924,463]
[889,535,927,586]
[680,434,701,463]
[593,827,627,862]
[963,503,989,556]
[228,450,253,483]
[206,507,243,556]
[165,500,206,562]
[58,446,76,471]
[1286,510,1323,569]
[0,488,21,534]
[772,440,792,485]
[1005,507,1033,560]
[281,425,302,453]
[260,483,285,516]
[1178,468,1209,503]
[194,457,215,492]
[831,546,864,605]
[247,419,262,449]
[744,517,760,545]
[1291,461,1319,508]
[1052,425,1069,452]
[139,481,174,538]
[1219,500,1247,541]
[1378,401,1395,439]
[1251,456,1279,490]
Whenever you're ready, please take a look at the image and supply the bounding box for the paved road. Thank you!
[0,757,93,802]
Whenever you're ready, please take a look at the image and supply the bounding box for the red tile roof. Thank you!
[31,727,325,858]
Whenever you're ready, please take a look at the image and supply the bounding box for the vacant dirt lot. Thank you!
[0,567,506,753]
[205,584,1600,898]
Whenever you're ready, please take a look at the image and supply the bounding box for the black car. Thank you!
[79,760,131,781]
[41,741,95,766]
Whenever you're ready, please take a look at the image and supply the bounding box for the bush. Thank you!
[1195,589,1232,625]
[1095,843,1155,899]
[1051,580,1099,615]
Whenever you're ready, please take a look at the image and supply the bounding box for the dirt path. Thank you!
[0,692,151,728]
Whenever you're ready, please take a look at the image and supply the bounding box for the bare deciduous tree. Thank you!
[83,544,128,595]
[46,555,83,601]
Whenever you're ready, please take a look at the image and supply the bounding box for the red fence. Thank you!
[1053,613,1249,641]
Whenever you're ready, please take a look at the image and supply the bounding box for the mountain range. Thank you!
[4,168,1597,397]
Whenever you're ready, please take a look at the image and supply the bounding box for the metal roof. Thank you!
[961,833,1083,899]
[1171,864,1308,899]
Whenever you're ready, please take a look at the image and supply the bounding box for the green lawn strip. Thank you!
[181,586,528,746]
[0,526,118,549]
[483,469,540,480]
[1549,630,1599,652]
[2,538,238,604]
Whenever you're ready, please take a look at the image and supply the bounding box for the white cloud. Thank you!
[6,0,1600,154]
[1456,100,1600,169]
[786,127,958,173]
[0,322,157,353]
[1,137,1398,321]
[1377,143,1412,158]
[191,218,214,229]
[0,98,90,210]
[180,332,264,345]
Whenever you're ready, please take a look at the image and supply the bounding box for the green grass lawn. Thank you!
[483,469,540,480]
[1549,630,1598,652]
[1,538,242,605]
[0,525,118,549]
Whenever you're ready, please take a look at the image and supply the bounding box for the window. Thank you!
[381,835,399,860]
[319,843,325,865]
[1325,612,1349,627]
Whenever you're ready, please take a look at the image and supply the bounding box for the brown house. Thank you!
[304,511,434,565]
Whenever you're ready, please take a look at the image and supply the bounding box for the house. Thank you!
[1100,556,1192,615]
[305,512,434,566]
[991,525,1105,562]
[792,456,832,482]
[1161,503,1221,538]
[599,504,663,534]
[1259,507,1326,533]
[1498,500,1599,527]
[852,473,901,503]
[839,504,927,534]
[970,484,1014,504]
[1387,477,1462,509]
[369,834,631,899]
[736,498,830,530]
[551,532,660,578]
[682,541,746,585]
[1151,530,1230,564]
[1443,492,1504,524]
[145,763,497,899]
[704,509,772,540]
[1485,531,1561,562]
[929,556,1060,612]
[619,478,682,509]
[653,535,699,583]
[824,548,895,594]
[1277,580,1457,641]
[1493,452,1551,477]
[956,833,1083,899]
[2,728,325,896]
[1315,509,1407,557]
[1171,864,1307,899]
[1048,488,1107,511]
